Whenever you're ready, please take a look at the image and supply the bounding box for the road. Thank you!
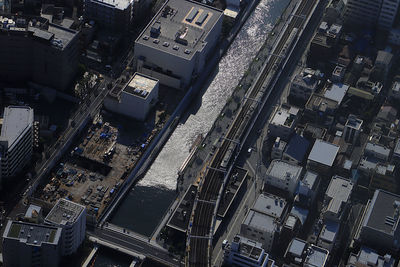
[89,227,180,267]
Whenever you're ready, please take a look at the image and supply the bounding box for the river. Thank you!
[110,0,291,237]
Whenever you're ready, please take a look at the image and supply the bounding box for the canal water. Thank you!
[110,0,291,237]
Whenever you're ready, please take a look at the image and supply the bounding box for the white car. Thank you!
[247,148,252,154]
[222,239,228,248]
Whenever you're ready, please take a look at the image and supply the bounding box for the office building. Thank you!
[307,139,339,173]
[388,27,400,46]
[284,238,329,267]
[224,235,276,267]
[364,142,391,162]
[343,114,363,144]
[317,176,353,251]
[268,105,299,141]
[375,50,393,82]
[283,134,310,164]
[104,72,159,121]
[240,194,287,251]
[0,106,34,187]
[134,0,223,89]
[344,0,400,30]
[355,190,400,252]
[378,0,400,30]
[346,246,395,267]
[0,16,79,91]
[84,0,133,31]
[322,176,353,222]
[290,68,321,102]
[265,160,302,195]
[323,83,348,106]
[304,93,338,124]
[2,220,62,267]
[271,137,286,160]
[45,199,86,255]
[295,171,319,208]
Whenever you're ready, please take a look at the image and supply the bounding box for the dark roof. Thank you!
[285,134,310,162]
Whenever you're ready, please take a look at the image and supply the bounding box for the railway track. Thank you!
[186,0,318,265]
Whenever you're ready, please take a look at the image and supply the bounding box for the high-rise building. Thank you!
[45,199,86,255]
[0,106,34,188]
[344,0,400,30]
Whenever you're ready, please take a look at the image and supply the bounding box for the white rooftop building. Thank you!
[45,199,86,255]
[0,106,34,187]
[224,235,276,267]
[2,220,62,267]
[323,175,353,222]
[290,68,321,101]
[241,194,287,251]
[364,142,391,162]
[346,246,395,267]
[265,160,302,195]
[284,238,330,267]
[268,105,299,141]
[307,139,339,172]
[134,0,223,89]
[104,72,159,121]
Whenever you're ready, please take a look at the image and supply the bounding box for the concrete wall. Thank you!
[135,42,195,89]
[104,83,158,121]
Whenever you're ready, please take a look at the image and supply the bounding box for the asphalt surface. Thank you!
[89,228,181,266]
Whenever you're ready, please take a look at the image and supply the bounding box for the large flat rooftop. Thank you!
[308,139,339,167]
[271,106,298,127]
[0,16,77,50]
[266,160,302,182]
[325,175,353,214]
[232,235,264,261]
[0,106,33,149]
[136,0,222,59]
[45,198,85,225]
[252,193,286,218]
[4,220,61,246]
[363,190,400,236]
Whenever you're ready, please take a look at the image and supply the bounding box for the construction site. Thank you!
[34,111,164,219]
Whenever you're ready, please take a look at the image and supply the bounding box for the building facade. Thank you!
[344,0,400,30]
[240,194,287,251]
[343,114,363,144]
[268,105,299,141]
[224,235,276,267]
[0,16,79,91]
[0,106,34,186]
[356,190,400,252]
[104,72,159,121]
[2,220,62,267]
[265,160,302,195]
[45,199,86,255]
[84,0,133,31]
